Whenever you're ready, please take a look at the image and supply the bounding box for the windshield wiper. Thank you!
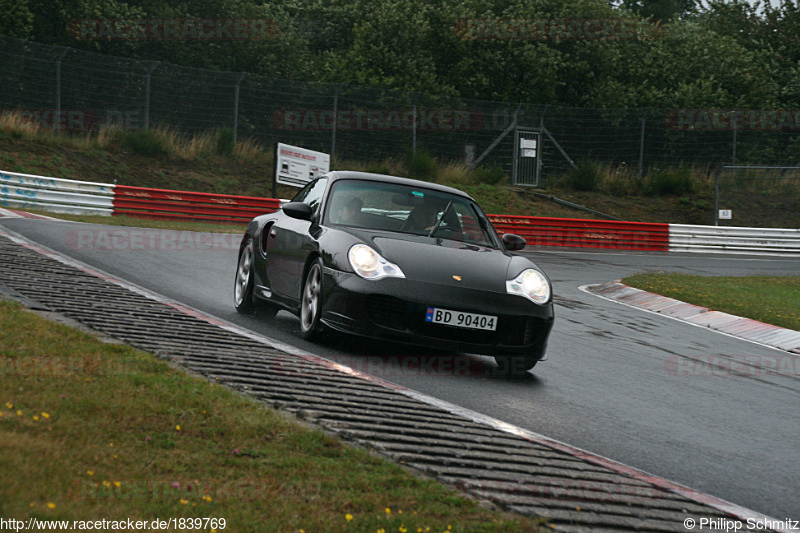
[427,201,452,238]
[474,212,499,248]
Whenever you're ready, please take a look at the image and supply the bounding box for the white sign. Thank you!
[719,209,732,220]
[464,144,475,165]
[520,138,537,158]
[275,143,330,188]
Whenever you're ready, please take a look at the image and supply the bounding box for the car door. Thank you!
[267,177,328,302]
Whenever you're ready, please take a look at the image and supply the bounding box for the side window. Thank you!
[291,178,328,214]
[456,203,495,247]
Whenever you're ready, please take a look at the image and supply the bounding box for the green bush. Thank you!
[566,161,601,191]
[406,149,438,181]
[472,165,506,185]
[122,129,169,157]
[647,167,693,196]
[216,127,236,156]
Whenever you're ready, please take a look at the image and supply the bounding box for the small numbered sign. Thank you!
[718,209,732,220]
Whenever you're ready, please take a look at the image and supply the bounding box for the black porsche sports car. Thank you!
[234,171,554,372]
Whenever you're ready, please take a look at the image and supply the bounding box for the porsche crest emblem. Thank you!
[452,275,462,282]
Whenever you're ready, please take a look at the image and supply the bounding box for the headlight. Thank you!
[348,244,405,280]
[506,269,550,304]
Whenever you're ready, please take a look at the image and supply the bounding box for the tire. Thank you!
[494,354,538,376]
[299,258,325,341]
[234,239,256,314]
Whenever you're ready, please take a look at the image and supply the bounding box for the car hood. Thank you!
[369,234,513,291]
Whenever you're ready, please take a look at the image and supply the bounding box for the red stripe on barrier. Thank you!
[114,185,279,207]
[112,210,252,224]
[113,198,270,218]
[488,215,670,251]
[113,185,281,223]
[111,186,668,250]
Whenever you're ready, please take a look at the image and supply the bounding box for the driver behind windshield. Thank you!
[406,203,438,232]
[340,197,363,225]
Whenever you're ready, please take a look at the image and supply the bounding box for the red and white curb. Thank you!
[582,281,800,354]
[0,226,792,531]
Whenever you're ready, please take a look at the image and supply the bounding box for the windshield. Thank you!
[324,179,496,247]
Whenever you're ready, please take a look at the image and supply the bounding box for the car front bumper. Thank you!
[319,267,554,358]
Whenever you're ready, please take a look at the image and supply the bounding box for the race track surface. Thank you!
[2,217,798,520]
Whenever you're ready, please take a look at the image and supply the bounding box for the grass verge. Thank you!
[0,300,544,532]
[622,273,800,331]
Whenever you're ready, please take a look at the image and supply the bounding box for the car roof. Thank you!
[324,170,475,201]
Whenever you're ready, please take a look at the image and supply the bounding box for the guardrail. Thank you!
[1,170,114,216]
[2,169,798,255]
[670,224,800,256]
[489,215,670,251]
[113,185,282,224]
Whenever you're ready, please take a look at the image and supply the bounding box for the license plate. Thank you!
[425,307,497,331]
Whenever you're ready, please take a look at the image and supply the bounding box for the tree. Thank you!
[0,0,34,39]
[620,0,697,22]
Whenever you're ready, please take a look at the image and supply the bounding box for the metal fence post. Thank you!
[412,100,417,155]
[331,85,339,158]
[144,61,160,130]
[55,48,68,134]
[233,73,245,142]
[537,106,546,185]
[714,165,721,226]
[731,109,738,164]
[638,113,646,178]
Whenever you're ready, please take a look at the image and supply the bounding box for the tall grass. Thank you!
[555,161,716,197]
[0,113,271,164]
[0,110,42,137]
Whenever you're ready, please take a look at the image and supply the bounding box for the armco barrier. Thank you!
[489,215,670,251]
[113,185,282,224]
[0,170,114,215]
[2,169,798,255]
[670,224,800,256]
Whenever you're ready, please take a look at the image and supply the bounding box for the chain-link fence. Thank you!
[3,34,800,187]
[714,165,800,228]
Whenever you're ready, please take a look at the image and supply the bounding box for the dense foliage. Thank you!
[1,0,796,108]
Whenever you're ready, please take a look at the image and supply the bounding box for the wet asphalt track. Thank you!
[2,217,798,520]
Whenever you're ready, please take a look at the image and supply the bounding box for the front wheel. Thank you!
[234,239,256,314]
[299,258,325,341]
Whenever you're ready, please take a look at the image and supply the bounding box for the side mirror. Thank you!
[282,202,313,221]
[502,233,527,251]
